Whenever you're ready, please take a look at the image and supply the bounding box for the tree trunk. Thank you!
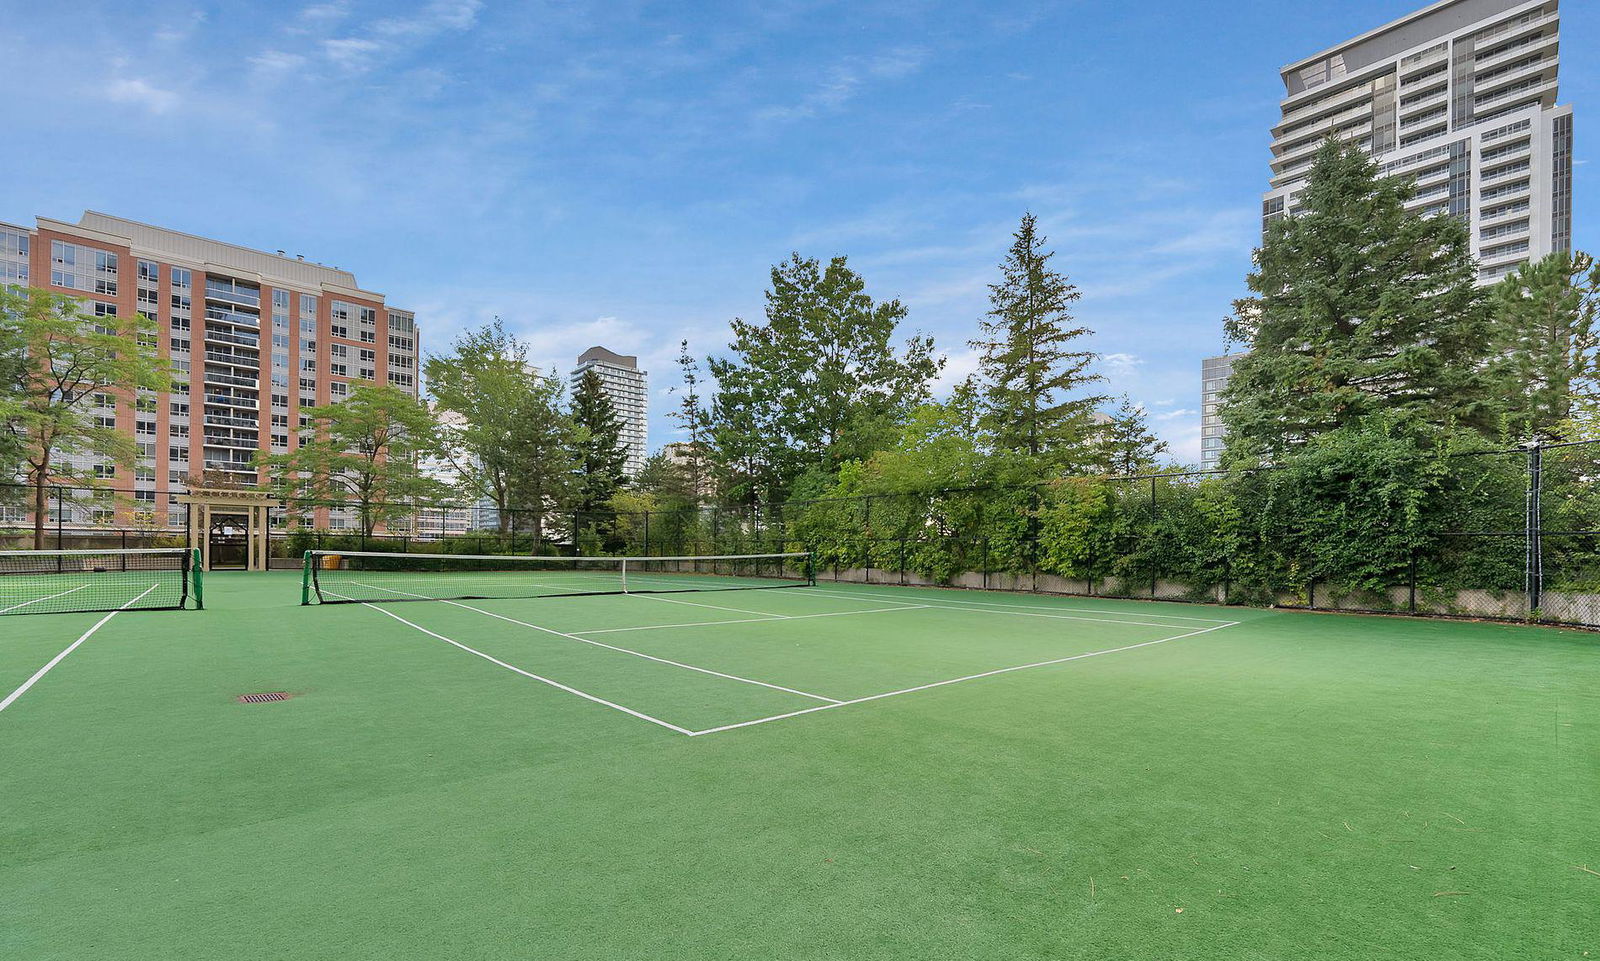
[32,465,47,551]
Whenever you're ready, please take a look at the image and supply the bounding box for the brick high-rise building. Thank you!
[0,211,419,533]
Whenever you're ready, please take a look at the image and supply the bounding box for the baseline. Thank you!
[799,586,1229,629]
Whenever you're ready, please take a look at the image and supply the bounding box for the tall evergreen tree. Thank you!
[1098,395,1169,475]
[971,213,1105,468]
[708,254,940,499]
[1221,139,1495,463]
[1489,250,1599,441]
[668,340,711,506]
[570,368,628,511]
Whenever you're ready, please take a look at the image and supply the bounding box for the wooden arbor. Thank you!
[177,488,282,572]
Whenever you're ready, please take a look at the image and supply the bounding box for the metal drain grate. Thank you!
[237,692,292,704]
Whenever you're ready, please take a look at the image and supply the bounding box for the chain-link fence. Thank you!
[6,440,1600,628]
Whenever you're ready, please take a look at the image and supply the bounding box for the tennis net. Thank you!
[302,551,815,605]
[0,548,200,615]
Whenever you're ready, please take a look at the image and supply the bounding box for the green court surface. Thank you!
[2,571,1597,959]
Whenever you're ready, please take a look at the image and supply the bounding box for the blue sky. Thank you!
[2,0,1595,463]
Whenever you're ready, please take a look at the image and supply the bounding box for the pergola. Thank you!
[177,488,282,572]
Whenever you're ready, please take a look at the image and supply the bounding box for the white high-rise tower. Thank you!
[571,346,649,476]
[1265,0,1572,285]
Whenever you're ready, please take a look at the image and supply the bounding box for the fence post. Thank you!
[1408,549,1417,614]
[1526,442,1543,618]
[643,511,650,557]
[55,485,63,552]
[1150,475,1158,599]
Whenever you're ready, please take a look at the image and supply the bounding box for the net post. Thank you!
[806,550,817,586]
[191,548,205,610]
[301,550,313,606]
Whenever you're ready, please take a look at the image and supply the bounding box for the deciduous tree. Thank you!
[423,319,537,533]
[259,384,444,537]
[708,255,941,499]
[0,287,171,547]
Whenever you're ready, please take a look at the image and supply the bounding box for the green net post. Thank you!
[301,551,313,606]
[192,548,205,610]
[805,550,817,586]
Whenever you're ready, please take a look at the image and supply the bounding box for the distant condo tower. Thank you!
[572,346,648,476]
[1265,0,1572,284]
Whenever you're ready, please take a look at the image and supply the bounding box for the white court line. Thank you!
[0,584,159,716]
[0,584,88,615]
[627,593,794,617]
[688,620,1241,737]
[797,588,1220,630]
[806,584,1236,623]
[348,583,841,704]
[337,594,699,736]
[571,605,927,636]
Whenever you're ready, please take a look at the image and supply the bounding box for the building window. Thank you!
[51,241,118,295]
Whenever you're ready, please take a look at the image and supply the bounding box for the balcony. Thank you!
[203,413,259,429]
[1397,87,1448,122]
[1473,77,1558,115]
[204,307,260,329]
[1472,10,1559,54]
[204,393,259,411]
[203,280,261,309]
[1474,29,1557,74]
[203,432,260,450]
[204,327,260,348]
[203,460,257,474]
[1273,97,1373,146]
[204,350,260,368]
[203,368,259,389]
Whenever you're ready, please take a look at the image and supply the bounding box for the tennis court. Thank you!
[2,553,1597,959]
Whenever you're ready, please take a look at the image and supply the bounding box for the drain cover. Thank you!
[236,692,292,704]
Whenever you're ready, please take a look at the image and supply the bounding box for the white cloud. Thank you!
[933,345,981,394]
[374,0,484,38]
[757,46,928,122]
[250,50,308,74]
[317,0,482,72]
[1101,352,1142,379]
[323,37,383,69]
[105,77,179,114]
